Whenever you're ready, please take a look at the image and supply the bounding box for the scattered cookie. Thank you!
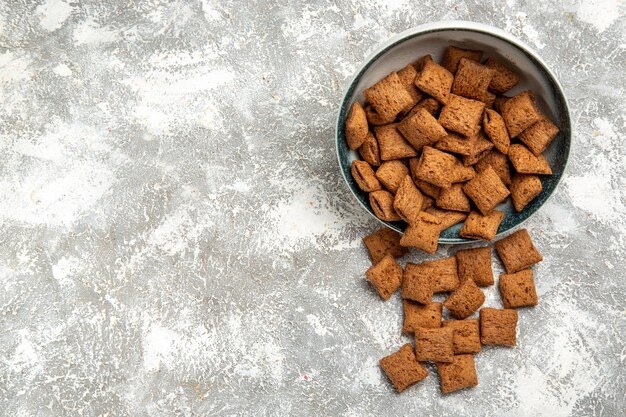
[508,144,553,175]
[463,166,510,215]
[459,210,504,241]
[393,176,424,224]
[436,354,478,394]
[480,308,518,346]
[400,212,442,254]
[365,254,403,300]
[494,229,543,273]
[375,124,418,161]
[345,101,369,149]
[442,319,481,354]
[414,327,455,363]
[499,269,538,308]
[403,300,443,333]
[456,246,494,286]
[509,174,542,212]
[380,344,429,393]
[369,190,402,221]
[444,278,485,319]
[424,256,460,293]
[362,227,408,264]
[351,160,382,192]
[402,261,435,304]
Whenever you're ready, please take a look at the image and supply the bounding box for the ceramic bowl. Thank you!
[336,21,571,243]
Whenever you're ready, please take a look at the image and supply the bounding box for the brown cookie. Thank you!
[375,124,418,161]
[364,72,415,121]
[461,131,495,166]
[380,344,429,393]
[397,107,448,151]
[362,227,408,264]
[412,146,475,188]
[424,256,460,293]
[480,308,518,346]
[508,144,553,175]
[414,327,455,363]
[474,150,512,186]
[436,183,471,212]
[402,261,435,304]
[436,354,478,394]
[441,45,483,74]
[459,210,504,241]
[463,166,510,215]
[518,119,560,155]
[509,174,542,212]
[393,175,424,225]
[400,212,442,254]
[369,190,402,221]
[365,254,403,300]
[501,91,543,138]
[444,279,485,319]
[425,207,468,230]
[499,269,539,308]
[414,59,454,104]
[451,58,495,103]
[483,108,511,154]
[456,246,494,286]
[375,160,409,194]
[442,319,481,354]
[345,101,369,149]
[484,58,520,94]
[403,300,443,334]
[351,160,382,192]
[494,229,543,273]
[439,94,486,137]
[358,132,381,167]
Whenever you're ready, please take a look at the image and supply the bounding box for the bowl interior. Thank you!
[337,26,571,243]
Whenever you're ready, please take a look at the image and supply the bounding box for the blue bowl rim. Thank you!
[335,20,572,244]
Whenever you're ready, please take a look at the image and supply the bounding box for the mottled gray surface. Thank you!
[0,0,624,416]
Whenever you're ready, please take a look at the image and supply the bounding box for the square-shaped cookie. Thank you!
[518,119,560,156]
[397,64,423,107]
[441,45,483,74]
[442,319,481,354]
[403,300,443,334]
[475,150,512,186]
[439,94,486,137]
[365,104,394,126]
[510,174,542,212]
[351,160,382,192]
[425,207,468,230]
[443,278,485,319]
[412,146,475,188]
[364,72,414,121]
[436,354,478,394]
[414,327,455,363]
[414,59,454,103]
[461,131,494,166]
[501,91,543,137]
[484,58,520,94]
[459,210,504,241]
[494,229,543,273]
[400,212,442,254]
[375,160,409,194]
[369,190,402,221]
[380,344,429,393]
[345,101,369,150]
[393,175,424,225]
[499,269,538,308]
[463,165,510,214]
[397,107,448,151]
[402,261,435,304]
[424,256,460,293]
[451,58,495,102]
[508,144,553,175]
[456,246,494,286]
[375,124,418,161]
[435,132,475,156]
[480,308,518,346]
[365,254,403,300]
[363,227,408,264]
[436,184,471,212]
[483,108,511,154]
[359,132,381,167]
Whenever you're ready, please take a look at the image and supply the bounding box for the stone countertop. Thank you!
[0,0,624,416]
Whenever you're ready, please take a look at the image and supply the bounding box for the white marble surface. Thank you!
[0,0,624,416]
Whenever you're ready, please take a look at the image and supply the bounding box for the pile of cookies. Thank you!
[363,227,543,394]
[345,45,559,253]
